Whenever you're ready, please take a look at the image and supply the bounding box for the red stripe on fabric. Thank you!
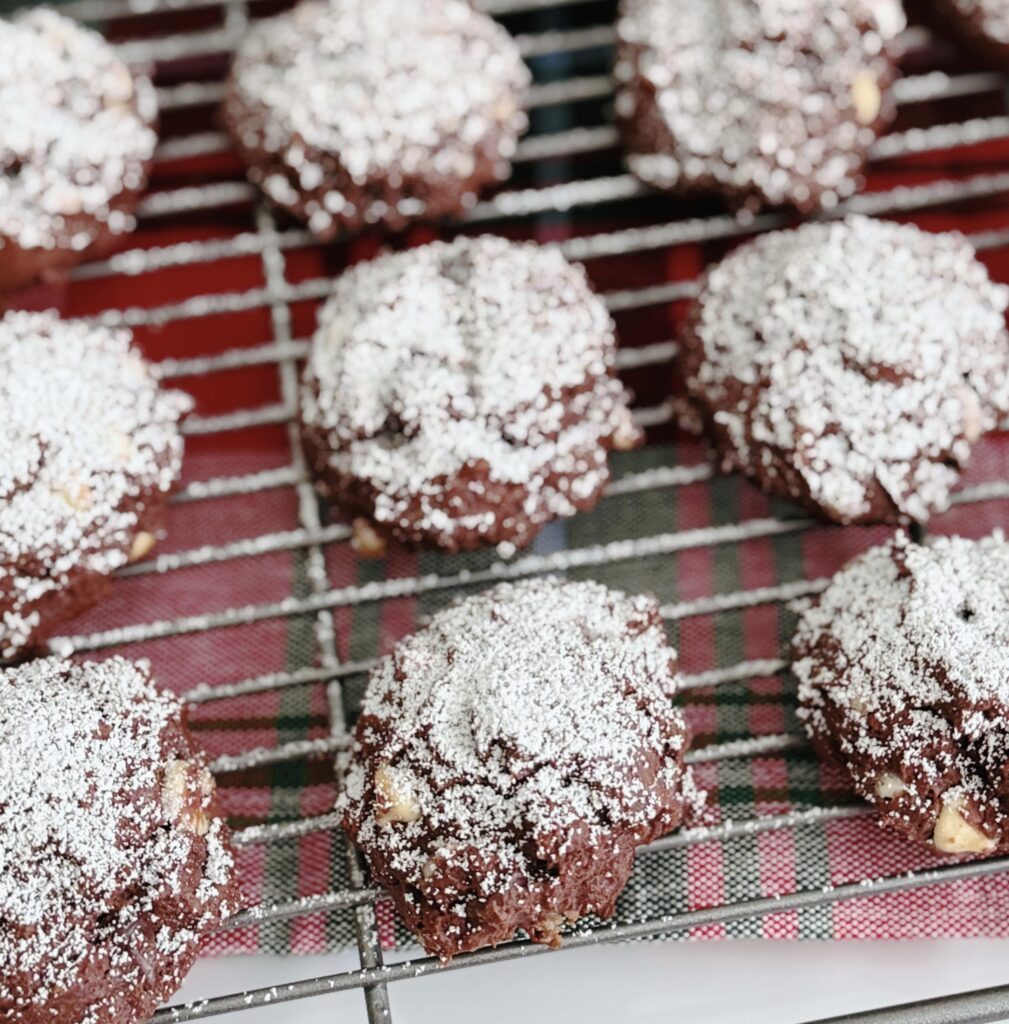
[377,547,420,656]
[377,898,398,950]
[757,829,799,939]
[687,841,727,940]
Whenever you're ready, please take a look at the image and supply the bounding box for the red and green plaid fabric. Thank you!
[17,0,1009,956]
[38,435,1009,955]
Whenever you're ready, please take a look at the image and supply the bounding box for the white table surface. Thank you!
[176,940,1009,1023]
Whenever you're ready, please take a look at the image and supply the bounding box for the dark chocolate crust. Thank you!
[222,107,517,241]
[678,216,1009,525]
[0,657,239,1024]
[340,579,694,958]
[4,488,170,659]
[299,377,629,554]
[222,0,530,239]
[793,532,1009,856]
[0,310,191,660]
[0,9,157,292]
[297,235,638,553]
[0,175,150,294]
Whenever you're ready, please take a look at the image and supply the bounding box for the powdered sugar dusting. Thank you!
[0,310,191,657]
[300,235,633,548]
[224,0,529,236]
[794,532,1009,851]
[0,8,157,252]
[341,578,692,952]
[0,657,236,1020]
[684,215,1009,523]
[614,0,905,210]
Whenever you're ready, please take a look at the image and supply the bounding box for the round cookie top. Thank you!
[0,8,157,254]
[342,577,690,898]
[0,310,191,657]
[682,215,1009,524]
[0,656,236,1009]
[614,0,905,211]
[300,234,632,546]
[225,0,530,236]
[793,532,1009,854]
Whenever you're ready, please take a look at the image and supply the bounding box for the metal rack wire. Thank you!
[21,0,1009,1021]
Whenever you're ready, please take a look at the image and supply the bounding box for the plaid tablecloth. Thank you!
[17,0,1009,957]
[31,428,1009,956]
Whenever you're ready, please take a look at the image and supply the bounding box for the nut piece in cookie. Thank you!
[0,310,192,659]
[0,8,158,291]
[299,235,637,553]
[680,216,1009,525]
[223,0,530,238]
[340,577,695,958]
[793,531,1009,856]
[614,0,905,213]
[0,657,239,1024]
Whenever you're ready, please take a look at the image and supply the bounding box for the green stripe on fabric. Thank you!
[768,498,833,938]
[568,445,682,602]
[260,547,317,952]
[704,478,763,936]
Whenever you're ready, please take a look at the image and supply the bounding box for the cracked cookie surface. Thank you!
[0,656,238,1024]
[340,577,696,957]
[614,0,905,213]
[679,216,1009,524]
[0,310,191,658]
[299,235,637,553]
[794,532,1009,856]
[224,0,529,238]
[0,8,157,289]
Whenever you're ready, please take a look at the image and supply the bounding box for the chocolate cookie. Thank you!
[614,0,906,213]
[223,0,530,239]
[0,656,238,1023]
[679,216,1009,525]
[0,310,191,659]
[340,578,694,958]
[922,0,1009,66]
[793,531,1009,856]
[298,235,639,554]
[0,8,158,291]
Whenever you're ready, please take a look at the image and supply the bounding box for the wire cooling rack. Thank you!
[16,0,1009,1021]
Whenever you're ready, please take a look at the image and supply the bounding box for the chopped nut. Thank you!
[105,63,137,104]
[41,16,78,46]
[128,531,156,563]
[49,185,83,217]
[611,407,643,452]
[932,797,995,855]
[162,759,214,837]
[109,428,133,463]
[874,772,906,799]
[851,71,881,125]
[494,98,517,121]
[959,386,984,444]
[536,912,571,948]
[57,480,91,511]
[374,763,421,824]
[352,518,387,558]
